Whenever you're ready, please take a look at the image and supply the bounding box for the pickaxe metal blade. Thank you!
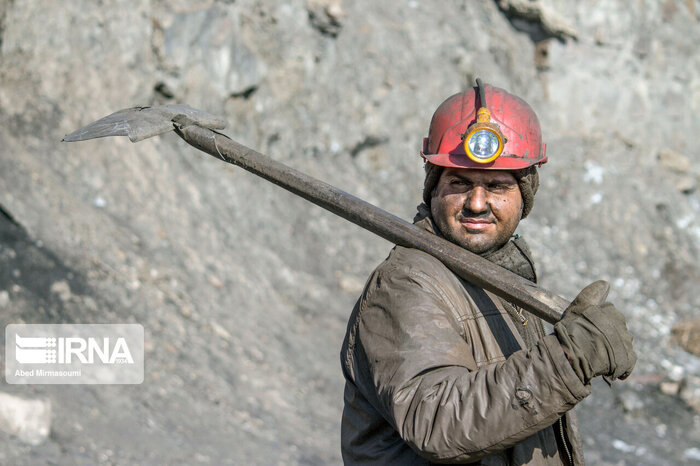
[62,104,226,143]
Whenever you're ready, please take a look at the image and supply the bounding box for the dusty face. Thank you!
[430,168,523,255]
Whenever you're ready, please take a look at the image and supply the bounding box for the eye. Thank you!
[450,179,476,190]
[487,182,516,192]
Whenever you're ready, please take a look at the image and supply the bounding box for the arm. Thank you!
[350,264,590,463]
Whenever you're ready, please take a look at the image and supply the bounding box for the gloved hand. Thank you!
[554,280,637,385]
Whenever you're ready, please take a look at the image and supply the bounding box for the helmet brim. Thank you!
[421,152,547,170]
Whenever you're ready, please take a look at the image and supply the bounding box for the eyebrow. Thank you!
[445,173,517,184]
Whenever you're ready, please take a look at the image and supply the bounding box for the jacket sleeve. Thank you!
[350,261,591,464]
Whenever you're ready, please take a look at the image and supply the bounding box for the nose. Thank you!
[465,186,489,214]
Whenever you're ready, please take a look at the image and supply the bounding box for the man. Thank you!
[340,82,636,465]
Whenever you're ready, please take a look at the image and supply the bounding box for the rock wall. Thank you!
[1,0,698,464]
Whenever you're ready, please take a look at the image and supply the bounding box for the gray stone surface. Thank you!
[0,0,699,464]
[0,393,51,446]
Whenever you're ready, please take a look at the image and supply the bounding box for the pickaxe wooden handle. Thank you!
[64,105,569,323]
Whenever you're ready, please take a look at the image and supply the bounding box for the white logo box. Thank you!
[5,324,144,384]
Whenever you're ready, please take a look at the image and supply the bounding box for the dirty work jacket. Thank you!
[340,215,591,465]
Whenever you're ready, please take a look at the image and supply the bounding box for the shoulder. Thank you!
[375,245,455,284]
[353,245,471,336]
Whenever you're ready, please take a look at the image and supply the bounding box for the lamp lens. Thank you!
[468,130,499,159]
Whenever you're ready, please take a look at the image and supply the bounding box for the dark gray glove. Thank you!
[554,280,637,385]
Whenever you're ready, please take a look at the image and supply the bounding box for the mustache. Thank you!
[457,207,494,222]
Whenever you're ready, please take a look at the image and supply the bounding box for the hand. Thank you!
[554,281,637,385]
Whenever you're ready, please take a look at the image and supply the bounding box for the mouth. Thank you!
[459,217,494,231]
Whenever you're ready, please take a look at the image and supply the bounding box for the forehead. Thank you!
[441,168,517,183]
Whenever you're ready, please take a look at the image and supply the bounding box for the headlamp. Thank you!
[463,107,505,164]
[463,78,507,164]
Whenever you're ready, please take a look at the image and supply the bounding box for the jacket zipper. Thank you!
[558,417,573,465]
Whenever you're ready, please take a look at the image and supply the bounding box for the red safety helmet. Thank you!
[421,83,547,170]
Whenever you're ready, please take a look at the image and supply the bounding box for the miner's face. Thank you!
[430,168,523,255]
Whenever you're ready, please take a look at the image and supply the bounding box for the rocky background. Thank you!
[1,0,699,464]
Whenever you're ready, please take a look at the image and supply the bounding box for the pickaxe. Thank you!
[63,104,568,323]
